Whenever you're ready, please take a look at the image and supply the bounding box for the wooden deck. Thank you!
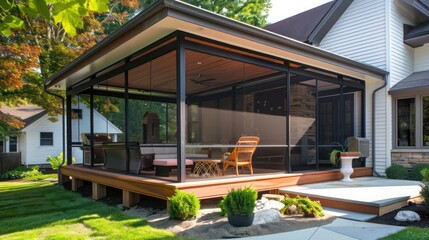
[61,165,372,207]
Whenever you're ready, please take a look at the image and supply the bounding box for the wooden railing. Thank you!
[0,152,21,175]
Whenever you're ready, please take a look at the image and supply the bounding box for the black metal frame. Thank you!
[65,30,367,182]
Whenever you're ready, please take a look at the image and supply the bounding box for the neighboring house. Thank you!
[0,104,122,166]
[266,0,429,175]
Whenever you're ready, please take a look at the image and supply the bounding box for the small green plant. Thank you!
[420,169,429,205]
[1,166,43,180]
[409,164,429,181]
[385,164,408,180]
[280,195,324,218]
[46,153,75,170]
[219,186,257,216]
[328,142,360,167]
[168,189,200,220]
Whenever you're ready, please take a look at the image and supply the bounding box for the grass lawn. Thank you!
[380,227,429,240]
[0,180,181,240]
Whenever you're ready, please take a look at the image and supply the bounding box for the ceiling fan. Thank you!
[190,77,216,86]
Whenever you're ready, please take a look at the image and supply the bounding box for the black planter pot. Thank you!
[227,213,254,227]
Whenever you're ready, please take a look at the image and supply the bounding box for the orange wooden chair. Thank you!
[222,136,260,176]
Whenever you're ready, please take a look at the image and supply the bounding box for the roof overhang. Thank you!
[44,0,387,91]
[389,70,429,94]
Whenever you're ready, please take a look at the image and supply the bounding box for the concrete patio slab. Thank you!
[279,177,421,215]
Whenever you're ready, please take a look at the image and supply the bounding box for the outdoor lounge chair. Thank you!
[222,136,260,176]
[103,142,153,174]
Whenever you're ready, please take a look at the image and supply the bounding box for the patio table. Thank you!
[190,159,222,177]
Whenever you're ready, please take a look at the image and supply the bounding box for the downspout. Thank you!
[44,87,66,186]
[371,75,388,177]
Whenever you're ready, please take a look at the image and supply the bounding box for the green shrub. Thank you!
[422,168,429,182]
[1,166,43,180]
[420,183,429,206]
[419,169,429,205]
[385,164,408,180]
[280,195,324,218]
[218,186,257,217]
[409,164,429,181]
[168,189,200,220]
[280,195,298,215]
[46,153,75,170]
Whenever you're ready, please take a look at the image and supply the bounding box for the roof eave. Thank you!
[44,0,387,89]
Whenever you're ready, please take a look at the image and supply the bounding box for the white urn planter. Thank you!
[339,152,360,182]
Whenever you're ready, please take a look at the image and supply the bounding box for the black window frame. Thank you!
[40,132,54,146]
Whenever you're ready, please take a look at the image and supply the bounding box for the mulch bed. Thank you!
[369,199,429,227]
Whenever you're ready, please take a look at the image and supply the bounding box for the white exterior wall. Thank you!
[389,0,415,87]
[319,0,387,69]
[22,114,63,165]
[414,43,429,72]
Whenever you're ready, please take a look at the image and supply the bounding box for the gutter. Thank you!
[371,75,388,177]
[44,88,66,186]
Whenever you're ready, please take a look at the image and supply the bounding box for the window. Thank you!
[0,140,4,153]
[9,136,17,152]
[40,132,54,146]
[397,98,415,147]
[423,96,429,146]
[72,109,82,119]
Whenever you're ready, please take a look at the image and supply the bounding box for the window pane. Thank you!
[40,132,53,146]
[423,96,429,146]
[397,98,415,146]
[9,136,17,152]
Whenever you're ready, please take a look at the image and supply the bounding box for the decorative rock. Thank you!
[253,209,282,225]
[394,210,421,222]
[285,204,298,215]
[254,197,285,211]
[262,194,285,202]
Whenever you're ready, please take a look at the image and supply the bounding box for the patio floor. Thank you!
[279,177,422,216]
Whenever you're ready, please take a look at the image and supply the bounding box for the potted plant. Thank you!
[329,142,360,182]
[218,186,257,227]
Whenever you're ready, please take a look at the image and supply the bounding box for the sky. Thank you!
[267,0,333,24]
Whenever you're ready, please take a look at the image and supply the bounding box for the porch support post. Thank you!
[286,62,291,173]
[71,177,83,191]
[90,85,94,168]
[122,190,140,207]
[66,95,73,165]
[315,79,320,170]
[176,33,186,182]
[92,182,106,200]
[125,60,130,174]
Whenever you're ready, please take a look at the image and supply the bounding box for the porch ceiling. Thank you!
[44,0,387,91]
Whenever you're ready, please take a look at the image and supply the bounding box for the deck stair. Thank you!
[279,177,422,216]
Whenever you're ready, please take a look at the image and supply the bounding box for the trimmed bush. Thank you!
[168,189,200,220]
[219,186,257,217]
[385,164,408,180]
[280,195,324,218]
[1,166,43,180]
[409,164,429,181]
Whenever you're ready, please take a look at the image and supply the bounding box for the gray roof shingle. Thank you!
[390,70,429,93]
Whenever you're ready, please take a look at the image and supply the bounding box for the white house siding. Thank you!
[389,0,415,87]
[22,114,63,165]
[414,43,429,72]
[319,0,387,69]
[18,133,26,165]
[319,0,388,174]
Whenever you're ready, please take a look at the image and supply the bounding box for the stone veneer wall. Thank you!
[391,151,429,168]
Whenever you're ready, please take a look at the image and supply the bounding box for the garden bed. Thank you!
[369,198,429,227]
